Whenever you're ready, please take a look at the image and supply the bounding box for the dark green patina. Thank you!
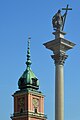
[18,37,39,90]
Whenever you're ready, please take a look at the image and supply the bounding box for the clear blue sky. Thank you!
[0,0,80,120]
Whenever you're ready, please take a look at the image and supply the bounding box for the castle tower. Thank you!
[11,37,47,120]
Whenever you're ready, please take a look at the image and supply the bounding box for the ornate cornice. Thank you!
[11,111,47,119]
[51,53,68,65]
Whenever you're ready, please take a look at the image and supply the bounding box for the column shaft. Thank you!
[55,64,64,120]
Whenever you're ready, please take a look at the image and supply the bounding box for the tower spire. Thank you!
[26,36,32,69]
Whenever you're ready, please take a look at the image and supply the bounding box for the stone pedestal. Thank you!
[43,31,75,120]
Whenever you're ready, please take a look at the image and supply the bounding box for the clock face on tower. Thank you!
[32,98,39,108]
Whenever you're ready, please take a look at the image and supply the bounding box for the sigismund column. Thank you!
[43,5,75,120]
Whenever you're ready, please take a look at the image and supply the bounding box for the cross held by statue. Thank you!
[62,4,72,11]
[61,4,72,31]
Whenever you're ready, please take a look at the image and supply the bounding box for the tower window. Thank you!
[20,108,23,113]
[34,108,37,113]
[19,78,25,86]
[32,78,37,86]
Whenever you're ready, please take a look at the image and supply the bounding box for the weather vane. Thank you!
[52,4,72,31]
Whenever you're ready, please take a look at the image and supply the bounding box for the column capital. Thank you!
[51,53,68,65]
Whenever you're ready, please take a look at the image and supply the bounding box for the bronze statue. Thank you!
[52,5,72,31]
[52,10,63,31]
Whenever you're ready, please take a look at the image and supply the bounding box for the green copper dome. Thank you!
[18,37,39,90]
